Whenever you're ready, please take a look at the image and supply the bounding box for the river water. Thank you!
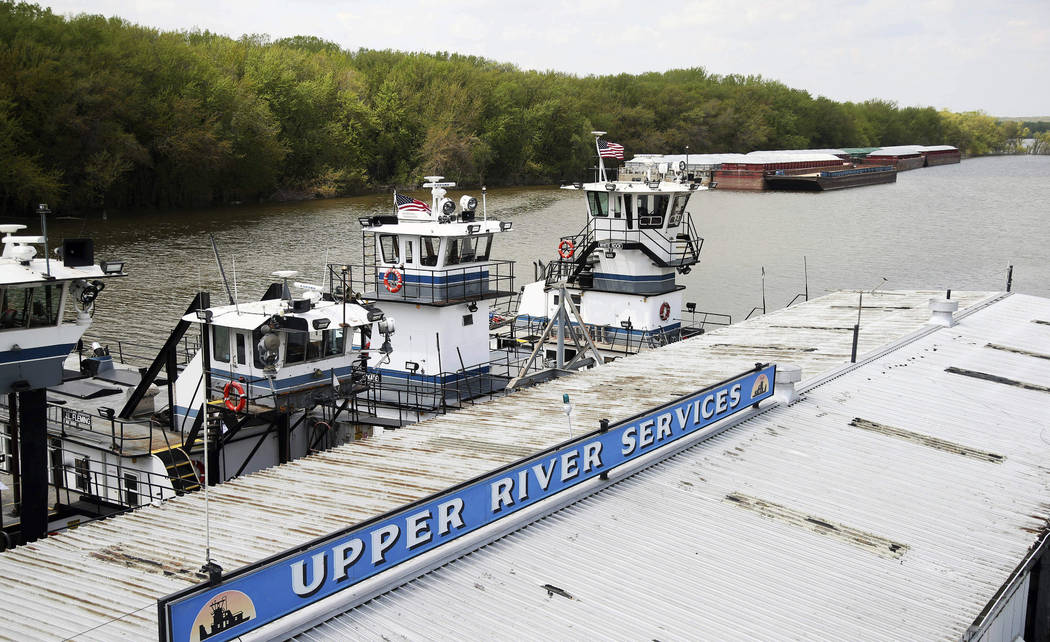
[28,154,1050,348]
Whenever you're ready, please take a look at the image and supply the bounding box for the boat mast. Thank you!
[592,131,607,182]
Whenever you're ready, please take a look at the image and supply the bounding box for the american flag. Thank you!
[395,192,431,214]
[598,139,624,160]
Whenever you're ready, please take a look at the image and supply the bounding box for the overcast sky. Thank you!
[40,0,1050,116]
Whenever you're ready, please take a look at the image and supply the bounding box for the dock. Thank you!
[5,289,1044,640]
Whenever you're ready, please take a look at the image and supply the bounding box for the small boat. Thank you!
[511,133,723,368]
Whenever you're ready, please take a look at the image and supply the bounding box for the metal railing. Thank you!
[332,261,516,305]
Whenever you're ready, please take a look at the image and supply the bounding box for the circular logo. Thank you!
[190,590,256,642]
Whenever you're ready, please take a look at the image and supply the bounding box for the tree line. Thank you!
[0,1,1041,214]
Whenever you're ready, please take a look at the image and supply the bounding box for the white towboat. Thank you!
[513,133,722,364]
[0,209,128,544]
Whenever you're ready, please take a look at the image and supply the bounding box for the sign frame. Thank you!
[158,363,776,641]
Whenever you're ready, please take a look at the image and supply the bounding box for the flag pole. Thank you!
[592,131,607,182]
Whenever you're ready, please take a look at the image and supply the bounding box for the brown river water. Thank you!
[17,154,1050,351]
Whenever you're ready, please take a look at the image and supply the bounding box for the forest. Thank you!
[0,1,1042,214]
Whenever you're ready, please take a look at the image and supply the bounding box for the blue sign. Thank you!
[159,364,776,642]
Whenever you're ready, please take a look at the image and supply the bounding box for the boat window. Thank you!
[624,194,634,228]
[306,330,324,360]
[49,440,63,488]
[212,325,231,362]
[638,194,669,229]
[445,238,460,265]
[124,473,139,506]
[404,240,414,265]
[324,327,346,356]
[421,236,439,266]
[612,195,622,218]
[1,285,61,329]
[587,191,609,217]
[285,331,307,364]
[476,234,492,261]
[668,194,689,227]
[379,234,399,264]
[236,333,246,365]
[74,457,90,492]
[458,236,478,263]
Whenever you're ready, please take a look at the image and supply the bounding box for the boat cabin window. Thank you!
[74,457,90,492]
[637,194,669,229]
[124,473,139,506]
[612,195,623,218]
[0,429,11,473]
[476,234,492,261]
[623,194,633,228]
[212,325,231,362]
[379,234,399,264]
[324,327,346,356]
[286,328,346,365]
[236,333,247,365]
[668,194,689,227]
[446,235,490,265]
[0,284,62,329]
[586,191,609,217]
[285,331,308,364]
[404,240,414,265]
[421,236,440,266]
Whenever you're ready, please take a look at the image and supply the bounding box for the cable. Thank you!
[60,600,155,641]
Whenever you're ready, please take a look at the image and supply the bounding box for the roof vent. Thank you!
[928,298,959,327]
[774,364,802,404]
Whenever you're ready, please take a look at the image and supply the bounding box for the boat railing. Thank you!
[0,394,180,458]
[546,214,703,285]
[329,261,517,305]
[79,334,200,369]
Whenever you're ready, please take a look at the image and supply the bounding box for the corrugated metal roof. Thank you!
[870,145,925,156]
[289,292,1050,640]
[0,290,999,640]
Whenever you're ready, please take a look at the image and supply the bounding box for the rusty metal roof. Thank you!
[287,292,1050,640]
[0,290,1000,640]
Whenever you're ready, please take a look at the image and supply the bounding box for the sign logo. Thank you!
[190,591,255,642]
[751,373,769,397]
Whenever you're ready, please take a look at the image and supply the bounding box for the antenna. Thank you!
[209,234,236,306]
[232,258,240,315]
[592,131,608,183]
[38,204,51,278]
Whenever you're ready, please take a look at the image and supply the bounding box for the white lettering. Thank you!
[730,383,742,408]
[675,404,691,431]
[657,412,673,440]
[622,427,637,455]
[333,539,364,582]
[583,441,603,472]
[692,399,703,425]
[438,498,464,535]
[491,477,514,512]
[702,394,716,419]
[291,552,327,597]
[532,458,557,490]
[517,469,529,501]
[406,510,432,549]
[371,524,400,565]
[716,389,728,413]
[639,420,655,447]
[560,450,579,482]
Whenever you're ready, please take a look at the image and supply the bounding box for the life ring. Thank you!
[383,267,404,293]
[558,239,575,259]
[659,302,671,321]
[223,380,246,412]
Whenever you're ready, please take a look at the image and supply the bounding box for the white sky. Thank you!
[40,0,1050,116]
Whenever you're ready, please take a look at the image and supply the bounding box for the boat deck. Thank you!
[0,290,999,639]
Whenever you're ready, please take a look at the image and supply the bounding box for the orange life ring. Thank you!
[558,239,575,259]
[223,380,246,412]
[383,267,404,293]
[659,302,671,321]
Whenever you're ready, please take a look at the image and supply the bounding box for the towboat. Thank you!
[511,133,724,365]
